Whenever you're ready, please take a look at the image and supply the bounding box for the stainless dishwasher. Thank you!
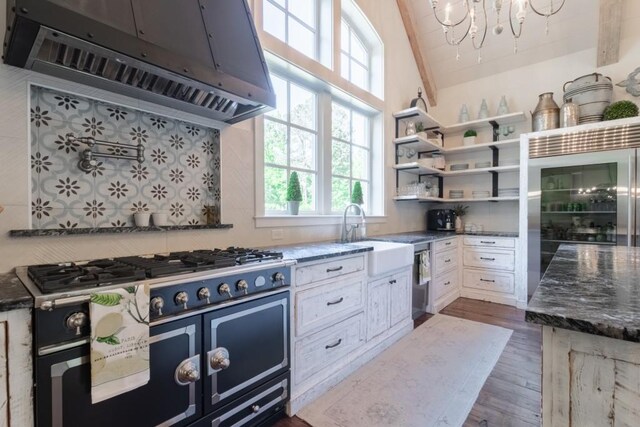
[412,241,431,319]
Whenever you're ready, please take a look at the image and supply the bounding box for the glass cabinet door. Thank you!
[539,162,618,274]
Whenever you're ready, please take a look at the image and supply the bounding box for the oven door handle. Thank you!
[175,355,201,386]
[208,347,231,373]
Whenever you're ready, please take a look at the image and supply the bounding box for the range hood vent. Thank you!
[4,0,275,124]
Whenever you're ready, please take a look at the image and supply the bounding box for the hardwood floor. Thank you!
[274,297,542,427]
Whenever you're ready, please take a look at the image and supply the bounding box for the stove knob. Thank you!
[198,287,211,304]
[174,292,189,310]
[273,272,285,286]
[218,283,232,298]
[151,296,164,316]
[236,280,249,295]
[66,312,87,336]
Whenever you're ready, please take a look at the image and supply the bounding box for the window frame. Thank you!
[340,17,372,92]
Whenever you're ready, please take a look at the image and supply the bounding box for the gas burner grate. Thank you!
[118,250,238,278]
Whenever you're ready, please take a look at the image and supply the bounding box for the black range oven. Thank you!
[18,249,293,427]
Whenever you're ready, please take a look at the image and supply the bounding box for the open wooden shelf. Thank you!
[443,137,520,154]
[442,112,527,133]
[393,133,443,152]
[392,107,441,130]
[393,162,519,177]
[393,195,519,203]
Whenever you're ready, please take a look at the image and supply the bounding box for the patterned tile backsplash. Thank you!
[29,85,221,229]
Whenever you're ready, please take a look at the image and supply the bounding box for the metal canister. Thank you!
[560,99,580,127]
[531,92,560,132]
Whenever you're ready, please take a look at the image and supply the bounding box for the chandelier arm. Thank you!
[529,0,566,17]
[509,0,524,38]
[444,18,472,46]
[431,0,471,28]
[471,0,488,50]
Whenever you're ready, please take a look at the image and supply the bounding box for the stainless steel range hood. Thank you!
[4,0,275,124]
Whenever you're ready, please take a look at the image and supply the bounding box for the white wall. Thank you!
[0,0,429,273]
[429,0,640,232]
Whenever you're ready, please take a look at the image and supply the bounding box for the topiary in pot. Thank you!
[603,100,639,121]
[286,171,303,215]
[351,181,364,205]
[463,129,477,146]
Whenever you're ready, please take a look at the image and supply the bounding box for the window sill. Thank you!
[254,215,387,228]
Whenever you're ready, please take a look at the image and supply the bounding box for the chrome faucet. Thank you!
[341,204,366,243]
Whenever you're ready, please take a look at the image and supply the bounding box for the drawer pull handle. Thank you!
[325,339,342,349]
[480,241,495,244]
[326,266,344,273]
[480,278,496,283]
[444,259,451,263]
[326,297,344,306]
[445,242,451,245]
[444,281,450,286]
[389,279,397,284]
[480,257,496,261]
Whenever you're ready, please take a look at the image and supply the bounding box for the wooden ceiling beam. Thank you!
[597,0,623,67]
[396,0,438,106]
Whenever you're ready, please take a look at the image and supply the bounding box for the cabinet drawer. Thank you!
[432,269,458,301]
[463,236,515,249]
[434,237,458,252]
[295,279,364,336]
[294,313,365,385]
[434,249,457,276]
[463,269,515,294]
[295,255,365,287]
[463,248,514,271]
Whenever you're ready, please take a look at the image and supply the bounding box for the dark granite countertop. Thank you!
[0,273,33,312]
[526,245,640,343]
[369,230,518,244]
[267,242,374,263]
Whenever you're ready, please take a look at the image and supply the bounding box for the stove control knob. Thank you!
[273,272,285,286]
[151,296,164,316]
[236,280,249,295]
[66,312,87,336]
[174,292,189,310]
[198,287,211,304]
[218,283,232,298]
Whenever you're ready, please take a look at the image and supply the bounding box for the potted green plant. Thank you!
[453,204,469,233]
[463,129,477,146]
[286,171,303,215]
[351,181,364,214]
[603,100,639,121]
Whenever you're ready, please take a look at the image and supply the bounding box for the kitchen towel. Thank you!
[90,284,151,403]
[419,250,431,284]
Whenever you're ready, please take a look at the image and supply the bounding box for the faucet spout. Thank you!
[341,204,366,243]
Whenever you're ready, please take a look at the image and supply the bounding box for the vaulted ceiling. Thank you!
[406,0,600,89]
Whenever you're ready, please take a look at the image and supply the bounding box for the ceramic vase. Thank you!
[497,96,509,115]
[459,104,470,123]
[134,212,150,227]
[288,201,300,215]
[478,99,489,119]
[455,217,463,233]
[463,136,476,146]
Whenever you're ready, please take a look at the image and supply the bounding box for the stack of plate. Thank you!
[498,187,520,198]
[563,73,613,124]
[450,163,469,171]
[472,190,491,199]
[449,190,464,199]
[474,161,492,169]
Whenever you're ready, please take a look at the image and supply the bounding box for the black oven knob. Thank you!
[273,272,285,286]
[150,296,164,315]
[65,312,87,336]
[218,283,232,298]
[236,280,249,295]
[198,287,211,304]
[174,292,189,309]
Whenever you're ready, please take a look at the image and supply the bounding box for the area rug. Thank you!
[297,314,512,427]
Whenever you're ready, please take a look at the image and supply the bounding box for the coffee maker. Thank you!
[427,209,456,231]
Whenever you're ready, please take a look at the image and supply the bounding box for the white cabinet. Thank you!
[462,237,518,306]
[389,272,410,326]
[366,269,411,341]
[428,237,461,313]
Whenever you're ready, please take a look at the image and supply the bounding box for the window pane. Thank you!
[290,128,315,170]
[352,112,368,147]
[351,32,368,64]
[332,177,350,212]
[289,1,316,28]
[288,18,315,59]
[295,170,316,211]
[264,120,288,165]
[332,103,350,140]
[352,146,369,180]
[264,1,286,42]
[290,83,316,130]
[332,140,350,176]
[351,61,368,90]
[268,0,285,7]
[266,75,288,121]
[358,180,369,212]
[265,166,287,211]
[340,53,350,81]
[341,20,349,52]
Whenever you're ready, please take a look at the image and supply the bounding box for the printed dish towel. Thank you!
[90,284,150,403]
[419,250,431,284]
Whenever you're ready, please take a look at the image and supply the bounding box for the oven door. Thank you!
[203,291,289,414]
[35,315,202,427]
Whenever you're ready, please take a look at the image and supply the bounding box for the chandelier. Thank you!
[429,0,566,61]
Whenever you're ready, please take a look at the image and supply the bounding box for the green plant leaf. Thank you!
[286,171,303,202]
[90,293,123,306]
[125,286,136,294]
[96,335,120,345]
